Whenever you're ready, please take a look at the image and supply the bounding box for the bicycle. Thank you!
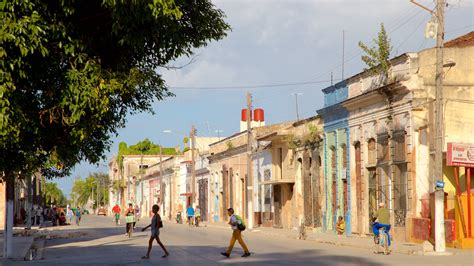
[373,223,390,255]
[126,215,135,238]
[114,213,120,226]
[195,216,200,227]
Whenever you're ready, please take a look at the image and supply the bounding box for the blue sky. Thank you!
[54,0,474,196]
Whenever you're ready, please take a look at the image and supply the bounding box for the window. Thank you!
[393,163,408,226]
[263,169,272,215]
[393,131,406,162]
[377,136,389,163]
[368,139,376,165]
[341,144,347,169]
[279,147,283,179]
[330,146,336,169]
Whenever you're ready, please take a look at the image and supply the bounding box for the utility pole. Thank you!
[97,179,99,209]
[246,92,254,229]
[159,145,164,217]
[410,0,446,253]
[433,0,446,253]
[292,93,302,121]
[342,29,345,80]
[190,125,196,207]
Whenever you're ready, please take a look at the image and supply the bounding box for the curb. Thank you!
[202,223,418,255]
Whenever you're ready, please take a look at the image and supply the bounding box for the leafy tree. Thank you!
[358,23,392,81]
[0,1,229,256]
[70,173,109,209]
[43,182,66,206]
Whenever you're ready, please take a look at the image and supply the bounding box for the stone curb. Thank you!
[201,222,418,255]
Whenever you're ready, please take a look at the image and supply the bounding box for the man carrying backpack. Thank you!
[221,208,251,258]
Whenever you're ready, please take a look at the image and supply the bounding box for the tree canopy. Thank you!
[116,138,179,170]
[0,0,230,179]
[70,172,109,208]
[43,182,67,206]
[358,23,392,81]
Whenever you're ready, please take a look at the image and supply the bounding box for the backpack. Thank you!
[235,215,246,231]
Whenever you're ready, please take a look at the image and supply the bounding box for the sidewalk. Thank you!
[0,236,34,260]
[200,221,461,256]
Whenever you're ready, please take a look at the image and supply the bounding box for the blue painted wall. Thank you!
[317,80,351,235]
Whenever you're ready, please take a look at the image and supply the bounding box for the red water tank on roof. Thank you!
[254,108,265,122]
[241,109,253,122]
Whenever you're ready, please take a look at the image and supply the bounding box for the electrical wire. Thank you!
[170,79,335,90]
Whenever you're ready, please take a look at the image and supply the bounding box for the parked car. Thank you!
[97,207,107,216]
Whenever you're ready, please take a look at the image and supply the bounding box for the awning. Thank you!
[260,179,295,185]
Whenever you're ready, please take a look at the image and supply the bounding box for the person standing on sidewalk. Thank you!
[141,204,169,259]
[66,207,73,225]
[186,205,195,226]
[221,208,250,258]
[75,207,81,226]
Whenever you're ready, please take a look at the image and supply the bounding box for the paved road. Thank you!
[6,215,474,265]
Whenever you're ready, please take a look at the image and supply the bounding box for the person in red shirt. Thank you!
[112,204,121,226]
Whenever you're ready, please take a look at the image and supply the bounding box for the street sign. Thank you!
[447,143,474,167]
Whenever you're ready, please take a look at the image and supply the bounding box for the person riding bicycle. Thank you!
[195,205,201,227]
[372,202,391,247]
[125,203,135,236]
[112,203,121,225]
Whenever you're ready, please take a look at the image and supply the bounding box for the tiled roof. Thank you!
[445,31,474,48]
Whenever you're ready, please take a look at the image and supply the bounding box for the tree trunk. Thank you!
[26,174,32,230]
[3,172,15,258]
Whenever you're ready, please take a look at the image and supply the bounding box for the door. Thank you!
[355,142,362,232]
[273,185,282,228]
[198,178,209,221]
[368,168,377,224]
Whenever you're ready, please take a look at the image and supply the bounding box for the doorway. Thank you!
[273,185,282,228]
[198,178,208,221]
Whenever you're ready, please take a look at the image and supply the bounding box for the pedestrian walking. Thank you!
[135,205,140,222]
[75,207,81,226]
[36,205,43,226]
[186,205,194,226]
[221,208,250,258]
[125,203,135,237]
[141,204,169,259]
[66,207,73,225]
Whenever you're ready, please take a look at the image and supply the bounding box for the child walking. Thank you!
[141,204,169,259]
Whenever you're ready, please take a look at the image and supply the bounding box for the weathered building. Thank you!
[317,81,351,234]
[341,31,474,246]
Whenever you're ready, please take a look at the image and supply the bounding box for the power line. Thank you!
[169,79,334,90]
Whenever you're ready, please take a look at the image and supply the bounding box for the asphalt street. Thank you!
[5,215,473,266]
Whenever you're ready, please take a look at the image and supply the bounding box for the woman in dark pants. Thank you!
[125,203,135,236]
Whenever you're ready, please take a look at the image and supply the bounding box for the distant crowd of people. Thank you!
[15,204,83,227]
